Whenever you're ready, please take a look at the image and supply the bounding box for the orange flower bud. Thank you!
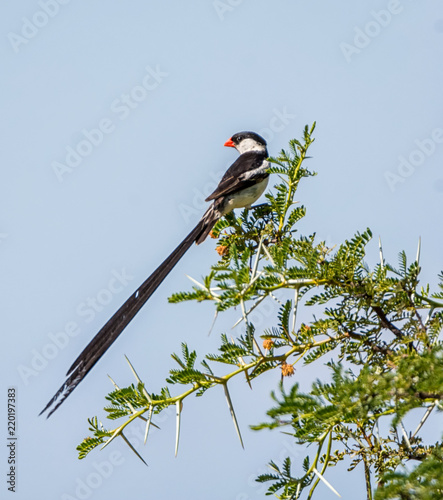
[216,245,229,256]
[281,362,295,377]
[262,339,275,350]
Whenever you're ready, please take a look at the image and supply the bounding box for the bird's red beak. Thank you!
[224,138,235,148]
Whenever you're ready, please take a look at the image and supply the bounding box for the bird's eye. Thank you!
[237,136,242,141]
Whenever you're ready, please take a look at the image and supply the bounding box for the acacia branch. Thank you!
[372,306,404,340]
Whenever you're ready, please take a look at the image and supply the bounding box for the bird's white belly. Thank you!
[223,176,269,213]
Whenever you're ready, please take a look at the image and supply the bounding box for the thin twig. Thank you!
[372,306,404,340]
[363,457,372,500]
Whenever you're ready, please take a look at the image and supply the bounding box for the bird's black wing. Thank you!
[205,151,268,201]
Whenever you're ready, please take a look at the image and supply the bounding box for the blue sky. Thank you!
[1,1,443,499]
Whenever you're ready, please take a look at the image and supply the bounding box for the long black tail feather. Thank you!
[40,207,218,417]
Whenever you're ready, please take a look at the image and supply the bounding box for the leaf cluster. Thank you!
[75,125,443,500]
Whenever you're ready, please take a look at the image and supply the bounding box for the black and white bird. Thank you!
[40,131,270,417]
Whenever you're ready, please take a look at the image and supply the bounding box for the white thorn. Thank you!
[312,467,341,497]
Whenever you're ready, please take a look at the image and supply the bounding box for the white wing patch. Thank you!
[241,160,269,180]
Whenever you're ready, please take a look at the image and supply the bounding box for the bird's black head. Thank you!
[224,131,267,154]
[231,131,267,147]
